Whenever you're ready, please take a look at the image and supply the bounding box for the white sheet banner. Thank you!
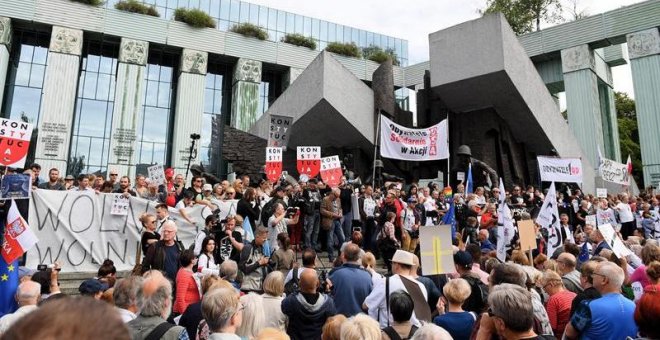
[598,157,630,185]
[535,182,562,256]
[380,115,448,161]
[26,189,238,272]
[537,156,583,183]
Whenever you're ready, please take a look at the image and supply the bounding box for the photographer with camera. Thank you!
[268,203,299,252]
[30,261,62,301]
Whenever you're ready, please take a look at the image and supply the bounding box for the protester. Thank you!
[433,278,475,340]
[239,226,270,293]
[328,243,373,317]
[198,237,220,275]
[237,187,261,229]
[236,293,265,339]
[321,315,347,340]
[271,232,295,275]
[173,249,201,315]
[113,276,143,323]
[630,243,660,288]
[79,279,109,299]
[38,168,65,190]
[452,250,488,314]
[282,269,337,340]
[139,213,160,255]
[142,221,185,282]
[634,284,660,340]
[178,276,227,339]
[378,211,401,273]
[201,287,243,339]
[339,313,381,340]
[321,187,345,262]
[486,284,550,340]
[556,253,582,294]
[0,281,40,333]
[261,271,287,331]
[540,270,576,338]
[409,323,453,340]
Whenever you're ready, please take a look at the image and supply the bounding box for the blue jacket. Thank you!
[282,292,336,340]
[328,263,373,317]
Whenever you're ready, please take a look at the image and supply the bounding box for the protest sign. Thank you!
[585,215,596,226]
[26,190,239,272]
[320,155,342,187]
[147,164,165,186]
[419,225,454,275]
[596,188,607,198]
[537,156,583,183]
[518,220,537,251]
[496,178,515,261]
[111,194,130,216]
[536,182,562,255]
[269,115,292,149]
[1,174,31,199]
[265,147,283,182]
[457,172,465,182]
[380,115,448,161]
[598,223,632,257]
[297,146,321,178]
[598,157,629,185]
[0,118,34,169]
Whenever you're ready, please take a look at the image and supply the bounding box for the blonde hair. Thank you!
[340,314,380,340]
[362,252,376,269]
[263,271,285,297]
[443,278,471,304]
[321,314,347,340]
[256,328,290,340]
[236,293,265,339]
[541,269,563,288]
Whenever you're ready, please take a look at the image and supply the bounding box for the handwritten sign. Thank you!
[596,188,607,198]
[147,164,165,186]
[419,225,454,275]
[111,194,130,216]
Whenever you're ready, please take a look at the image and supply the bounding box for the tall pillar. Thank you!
[34,26,82,174]
[171,49,208,180]
[0,17,12,108]
[230,58,262,132]
[107,38,149,178]
[561,44,604,168]
[627,28,660,187]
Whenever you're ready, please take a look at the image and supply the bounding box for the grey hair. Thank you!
[236,293,265,339]
[340,314,381,340]
[488,283,534,333]
[137,273,172,318]
[202,288,240,332]
[16,281,40,303]
[410,323,453,340]
[113,276,143,309]
[220,260,238,281]
[598,261,625,288]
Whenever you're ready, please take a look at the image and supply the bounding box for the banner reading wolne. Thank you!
[537,156,583,183]
[297,146,321,178]
[320,155,342,187]
[0,118,34,169]
[265,147,283,182]
[269,115,293,149]
[380,115,448,161]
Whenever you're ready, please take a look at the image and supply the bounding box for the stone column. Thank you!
[171,49,208,180]
[34,26,83,174]
[0,17,12,108]
[230,58,262,132]
[561,44,604,168]
[107,38,149,178]
[627,28,660,187]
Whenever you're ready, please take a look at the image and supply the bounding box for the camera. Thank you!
[286,207,299,218]
[37,264,61,272]
[190,133,201,140]
[318,269,329,293]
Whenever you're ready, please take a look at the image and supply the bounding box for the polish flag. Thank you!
[626,155,633,175]
[2,200,38,264]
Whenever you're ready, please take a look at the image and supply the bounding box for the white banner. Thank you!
[598,157,629,185]
[537,156,583,183]
[535,182,562,256]
[147,164,165,186]
[26,189,238,272]
[380,115,448,161]
[496,179,514,262]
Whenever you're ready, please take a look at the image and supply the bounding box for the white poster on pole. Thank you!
[536,182,562,255]
[147,164,166,186]
[537,156,583,183]
[380,115,448,161]
[598,157,630,185]
[596,188,607,198]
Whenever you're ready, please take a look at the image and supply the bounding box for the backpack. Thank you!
[188,229,210,252]
[284,267,300,295]
[260,199,278,226]
[461,275,489,313]
[382,325,418,340]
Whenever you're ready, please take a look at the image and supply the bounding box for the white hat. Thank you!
[391,250,414,266]
[203,183,212,191]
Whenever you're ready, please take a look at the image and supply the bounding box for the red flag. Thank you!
[265,147,283,183]
[2,200,38,264]
[297,146,321,178]
[626,155,633,175]
[320,155,342,187]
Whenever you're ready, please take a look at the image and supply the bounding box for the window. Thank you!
[200,61,230,171]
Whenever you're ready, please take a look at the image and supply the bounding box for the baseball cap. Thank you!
[203,183,213,191]
[453,250,473,269]
[79,279,109,295]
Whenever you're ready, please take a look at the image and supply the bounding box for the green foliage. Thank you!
[229,22,269,40]
[70,0,104,6]
[362,45,400,66]
[281,33,317,49]
[115,0,159,17]
[615,91,643,186]
[174,7,216,28]
[325,42,361,58]
[480,0,564,35]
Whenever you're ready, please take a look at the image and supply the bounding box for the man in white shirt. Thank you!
[616,194,636,240]
[0,281,40,333]
[363,250,429,328]
[113,276,143,323]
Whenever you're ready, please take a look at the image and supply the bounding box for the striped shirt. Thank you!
[546,289,577,338]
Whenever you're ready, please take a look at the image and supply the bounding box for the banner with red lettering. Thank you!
[265,147,283,182]
[379,115,448,161]
[320,155,342,187]
[297,146,321,178]
[0,118,34,168]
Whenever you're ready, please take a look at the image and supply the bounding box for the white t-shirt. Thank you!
[363,197,377,218]
[364,274,428,328]
[616,203,634,223]
[268,215,290,251]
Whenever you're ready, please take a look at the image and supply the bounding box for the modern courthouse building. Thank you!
[0,0,410,178]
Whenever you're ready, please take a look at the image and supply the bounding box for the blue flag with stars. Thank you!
[441,201,456,240]
[578,241,590,264]
[0,258,19,317]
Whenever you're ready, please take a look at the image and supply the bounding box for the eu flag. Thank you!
[0,258,19,317]
[578,242,590,263]
[442,201,456,240]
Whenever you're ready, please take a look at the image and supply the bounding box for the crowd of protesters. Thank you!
[1,162,660,339]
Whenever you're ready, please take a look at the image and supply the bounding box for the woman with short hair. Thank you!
[541,270,576,338]
[261,271,288,332]
[433,278,475,340]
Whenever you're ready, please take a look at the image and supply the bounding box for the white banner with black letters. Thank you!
[26,189,238,272]
[537,156,583,183]
[380,115,448,161]
[598,157,629,185]
[269,114,293,149]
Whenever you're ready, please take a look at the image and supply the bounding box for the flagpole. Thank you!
[372,112,382,188]
[446,113,450,188]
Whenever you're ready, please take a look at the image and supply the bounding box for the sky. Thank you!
[246,0,647,97]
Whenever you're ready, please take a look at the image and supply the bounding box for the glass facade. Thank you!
[104,0,409,65]
[70,39,119,175]
[1,29,50,167]
[201,61,232,171]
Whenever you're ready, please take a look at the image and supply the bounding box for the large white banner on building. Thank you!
[537,156,583,183]
[598,157,630,185]
[380,115,448,161]
[26,189,238,273]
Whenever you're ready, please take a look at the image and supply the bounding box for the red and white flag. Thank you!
[297,146,321,178]
[0,118,34,169]
[626,155,633,175]
[265,147,283,183]
[320,155,342,187]
[2,200,38,264]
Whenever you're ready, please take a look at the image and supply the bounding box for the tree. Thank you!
[480,0,564,34]
[565,0,589,20]
[615,91,643,187]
